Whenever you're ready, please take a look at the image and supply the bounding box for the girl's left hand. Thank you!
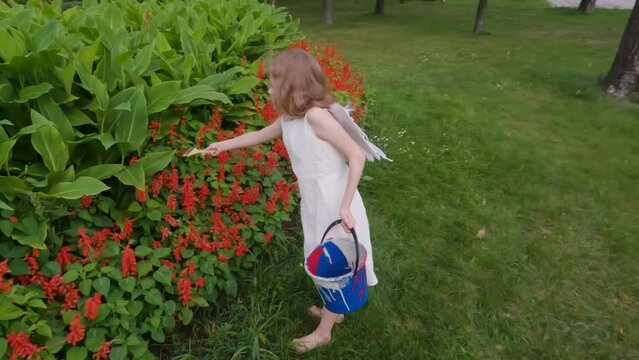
[339,207,355,233]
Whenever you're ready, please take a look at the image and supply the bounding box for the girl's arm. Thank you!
[306,107,366,231]
[204,119,282,155]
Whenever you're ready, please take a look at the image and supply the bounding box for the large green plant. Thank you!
[0,0,298,249]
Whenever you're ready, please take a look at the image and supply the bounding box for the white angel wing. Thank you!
[327,103,392,162]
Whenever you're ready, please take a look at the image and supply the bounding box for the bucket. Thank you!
[304,219,368,314]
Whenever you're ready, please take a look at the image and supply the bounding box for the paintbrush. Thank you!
[176,148,207,157]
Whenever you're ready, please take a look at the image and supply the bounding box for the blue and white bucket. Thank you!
[304,219,368,314]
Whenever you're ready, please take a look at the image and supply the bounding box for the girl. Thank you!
[204,49,379,353]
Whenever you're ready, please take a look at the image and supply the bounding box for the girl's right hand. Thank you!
[204,141,225,156]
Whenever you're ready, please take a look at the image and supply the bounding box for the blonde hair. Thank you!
[268,48,334,118]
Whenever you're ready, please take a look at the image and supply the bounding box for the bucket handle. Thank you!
[319,219,360,276]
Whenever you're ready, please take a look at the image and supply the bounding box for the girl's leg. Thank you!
[293,307,341,353]
[307,305,344,324]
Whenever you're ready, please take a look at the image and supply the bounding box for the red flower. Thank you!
[93,341,112,360]
[256,58,265,79]
[181,263,196,278]
[180,175,197,217]
[151,172,165,198]
[135,188,147,203]
[265,198,277,213]
[161,226,172,240]
[195,276,205,290]
[167,165,179,191]
[80,195,92,210]
[85,292,102,320]
[264,232,273,244]
[56,246,73,272]
[198,183,211,208]
[65,288,81,311]
[128,157,139,165]
[231,160,245,179]
[234,245,249,257]
[164,214,178,227]
[6,332,41,360]
[66,313,85,345]
[116,218,134,242]
[166,194,177,213]
[177,278,192,307]
[121,245,137,278]
[8,216,18,223]
[213,189,224,209]
[152,240,162,249]
[217,255,229,263]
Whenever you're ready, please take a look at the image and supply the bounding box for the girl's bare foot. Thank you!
[307,305,344,324]
[292,332,332,353]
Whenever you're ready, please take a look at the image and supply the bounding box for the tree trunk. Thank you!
[602,0,639,97]
[324,0,333,25]
[578,0,596,13]
[374,0,385,15]
[473,0,488,35]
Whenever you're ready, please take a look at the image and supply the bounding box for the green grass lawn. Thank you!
[169,1,639,358]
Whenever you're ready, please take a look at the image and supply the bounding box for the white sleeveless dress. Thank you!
[280,110,378,286]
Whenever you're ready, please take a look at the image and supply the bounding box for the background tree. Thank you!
[603,0,639,97]
[324,0,333,24]
[375,0,385,14]
[578,0,596,13]
[473,0,488,34]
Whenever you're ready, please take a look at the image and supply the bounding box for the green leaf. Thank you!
[129,300,144,317]
[35,322,52,338]
[0,176,29,196]
[135,245,153,257]
[98,133,117,150]
[46,176,110,199]
[163,300,176,315]
[146,210,162,221]
[30,119,68,173]
[180,249,194,259]
[109,346,127,360]
[192,296,209,307]
[85,328,106,352]
[0,139,16,170]
[33,20,60,52]
[133,42,154,77]
[74,60,109,110]
[114,163,144,190]
[153,248,171,259]
[114,87,147,152]
[77,164,124,180]
[57,63,75,95]
[174,85,230,105]
[63,270,79,283]
[0,338,7,359]
[120,277,136,293]
[27,299,47,309]
[42,261,61,277]
[17,83,53,103]
[79,279,92,296]
[0,296,26,320]
[36,96,74,140]
[197,66,243,90]
[180,307,193,324]
[127,201,142,212]
[66,108,95,127]
[226,76,260,95]
[144,288,163,306]
[225,278,238,297]
[145,81,180,114]
[66,347,87,360]
[93,277,111,296]
[11,221,47,249]
[46,336,66,354]
[152,266,172,285]
[137,150,175,177]
[0,28,25,62]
